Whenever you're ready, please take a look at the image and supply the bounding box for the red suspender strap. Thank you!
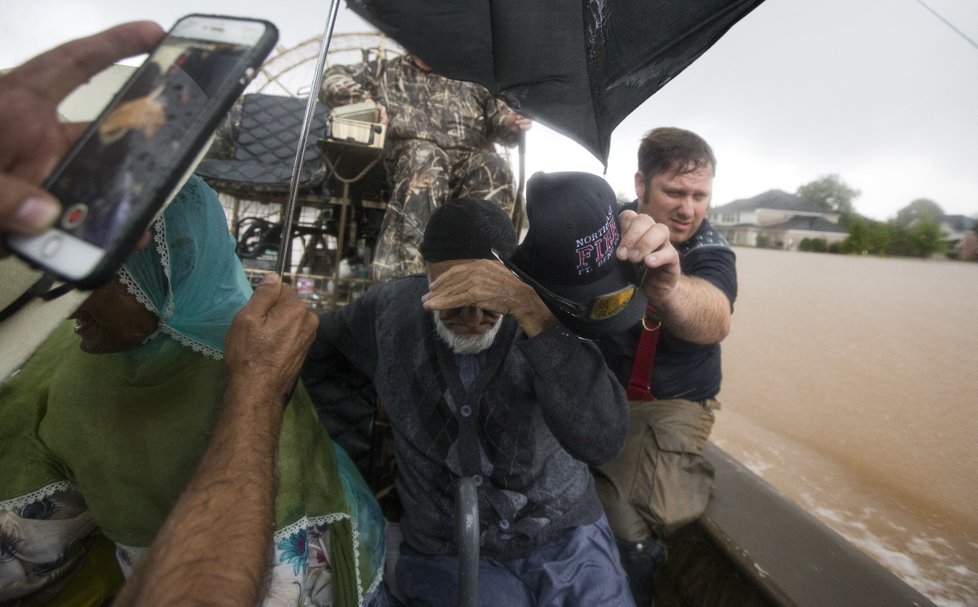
[625,305,661,401]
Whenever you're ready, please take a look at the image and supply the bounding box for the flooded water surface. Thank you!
[712,247,978,607]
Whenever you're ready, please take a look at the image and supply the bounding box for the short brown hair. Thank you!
[637,127,716,180]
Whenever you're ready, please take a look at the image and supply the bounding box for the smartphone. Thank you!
[7,14,278,288]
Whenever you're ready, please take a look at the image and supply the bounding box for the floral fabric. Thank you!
[0,178,384,605]
[0,486,94,601]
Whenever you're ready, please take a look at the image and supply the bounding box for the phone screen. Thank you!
[48,34,256,247]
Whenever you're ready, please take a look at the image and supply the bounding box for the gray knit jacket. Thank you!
[302,275,628,559]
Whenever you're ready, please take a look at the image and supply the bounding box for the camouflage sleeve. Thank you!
[320,62,379,107]
[204,97,244,159]
[485,95,520,148]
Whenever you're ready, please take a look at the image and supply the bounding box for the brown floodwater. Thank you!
[711,247,978,607]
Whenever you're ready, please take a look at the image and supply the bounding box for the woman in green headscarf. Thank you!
[0,177,386,606]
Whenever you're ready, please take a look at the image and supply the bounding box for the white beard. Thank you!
[432,312,503,354]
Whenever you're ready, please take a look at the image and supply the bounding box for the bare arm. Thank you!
[652,273,731,344]
[421,259,555,337]
[617,210,731,344]
[0,21,164,256]
[114,273,318,606]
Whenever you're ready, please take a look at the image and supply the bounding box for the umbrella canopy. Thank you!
[346,0,766,168]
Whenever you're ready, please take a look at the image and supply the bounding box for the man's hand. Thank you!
[617,210,731,344]
[225,273,319,401]
[422,259,554,337]
[616,209,680,305]
[503,112,532,137]
[0,21,164,256]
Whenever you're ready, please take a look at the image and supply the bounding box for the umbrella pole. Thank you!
[511,131,526,236]
[275,0,342,276]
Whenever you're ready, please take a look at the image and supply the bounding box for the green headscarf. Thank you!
[0,177,383,606]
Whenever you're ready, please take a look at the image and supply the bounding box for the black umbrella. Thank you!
[346,0,766,168]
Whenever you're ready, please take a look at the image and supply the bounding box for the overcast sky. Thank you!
[2,0,976,221]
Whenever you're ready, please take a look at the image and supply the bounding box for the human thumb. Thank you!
[0,175,60,233]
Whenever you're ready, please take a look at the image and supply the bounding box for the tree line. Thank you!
[795,175,975,259]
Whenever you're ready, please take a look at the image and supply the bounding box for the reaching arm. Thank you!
[0,21,164,256]
[617,210,731,344]
[650,273,731,344]
[114,273,318,606]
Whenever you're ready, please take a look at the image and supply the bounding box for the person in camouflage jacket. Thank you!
[321,53,530,282]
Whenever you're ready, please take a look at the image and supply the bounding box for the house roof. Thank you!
[712,189,826,214]
[764,215,849,234]
[942,214,976,232]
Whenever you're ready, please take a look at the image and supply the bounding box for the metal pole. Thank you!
[512,131,527,236]
[275,0,341,276]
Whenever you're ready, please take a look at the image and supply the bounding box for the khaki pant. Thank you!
[593,398,718,541]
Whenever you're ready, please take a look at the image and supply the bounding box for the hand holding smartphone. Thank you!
[6,14,278,288]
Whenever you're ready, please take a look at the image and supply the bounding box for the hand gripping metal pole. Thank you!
[456,476,480,607]
[275,0,341,276]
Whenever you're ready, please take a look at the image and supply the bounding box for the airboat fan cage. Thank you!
[201,33,403,307]
[248,32,404,98]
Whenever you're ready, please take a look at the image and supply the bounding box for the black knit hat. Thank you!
[420,197,517,262]
[502,172,647,339]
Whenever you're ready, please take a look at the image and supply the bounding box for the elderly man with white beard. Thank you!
[302,196,633,606]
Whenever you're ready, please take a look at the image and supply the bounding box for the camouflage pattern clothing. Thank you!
[321,54,519,282]
[205,98,243,160]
